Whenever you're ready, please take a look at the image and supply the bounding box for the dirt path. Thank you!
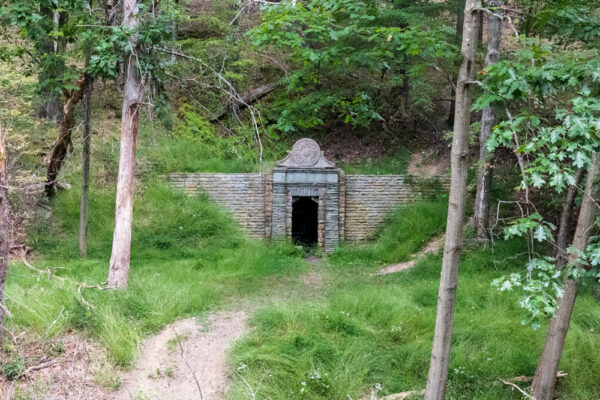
[375,234,444,276]
[112,310,247,400]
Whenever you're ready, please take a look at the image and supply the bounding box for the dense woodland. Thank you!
[0,0,599,399]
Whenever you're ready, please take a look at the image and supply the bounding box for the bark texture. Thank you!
[36,7,67,122]
[424,2,480,399]
[531,154,600,400]
[0,124,10,338]
[555,168,584,264]
[108,0,142,289]
[79,75,93,257]
[473,0,502,239]
[45,75,92,197]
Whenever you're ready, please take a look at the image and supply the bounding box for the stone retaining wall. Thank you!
[344,175,447,241]
[167,172,448,245]
[167,173,266,237]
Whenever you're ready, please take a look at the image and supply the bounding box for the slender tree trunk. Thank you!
[36,6,63,122]
[531,154,600,400]
[0,123,10,339]
[171,0,178,63]
[455,0,466,40]
[477,11,484,43]
[447,0,467,128]
[108,0,142,289]
[45,75,92,197]
[555,168,584,264]
[424,2,480,399]
[105,0,117,24]
[473,0,502,239]
[79,75,93,257]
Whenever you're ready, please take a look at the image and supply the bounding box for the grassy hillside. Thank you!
[1,51,598,400]
[227,211,600,400]
[8,181,305,367]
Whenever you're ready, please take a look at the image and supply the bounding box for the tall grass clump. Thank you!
[10,181,305,366]
[330,197,448,266]
[228,238,600,399]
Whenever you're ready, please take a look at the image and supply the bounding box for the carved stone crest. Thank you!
[277,138,335,168]
[291,138,321,166]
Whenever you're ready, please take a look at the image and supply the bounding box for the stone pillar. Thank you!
[317,188,326,249]
[264,172,273,238]
[285,187,292,238]
[271,170,287,240]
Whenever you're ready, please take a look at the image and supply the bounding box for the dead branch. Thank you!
[508,371,568,383]
[155,46,267,169]
[22,255,106,309]
[21,255,65,283]
[77,281,108,310]
[498,378,534,399]
[21,360,58,377]
[0,301,12,318]
[381,389,425,400]
[211,82,279,121]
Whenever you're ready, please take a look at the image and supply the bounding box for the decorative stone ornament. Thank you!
[277,138,335,168]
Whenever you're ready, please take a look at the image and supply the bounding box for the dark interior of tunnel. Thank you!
[292,197,318,246]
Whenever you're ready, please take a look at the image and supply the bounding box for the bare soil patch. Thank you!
[322,131,386,164]
[112,310,247,400]
[301,270,324,289]
[406,149,449,177]
[0,332,111,400]
[375,235,444,276]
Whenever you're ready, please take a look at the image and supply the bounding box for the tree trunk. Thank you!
[36,6,63,122]
[105,0,118,25]
[447,0,467,128]
[424,2,480,400]
[108,0,142,289]
[555,168,584,264]
[473,0,502,239]
[45,75,92,197]
[0,123,11,339]
[37,8,69,122]
[79,75,93,258]
[455,0,466,40]
[531,154,600,400]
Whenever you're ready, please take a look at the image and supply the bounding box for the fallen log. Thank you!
[211,81,279,121]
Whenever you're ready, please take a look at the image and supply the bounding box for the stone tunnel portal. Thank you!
[291,197,319,246]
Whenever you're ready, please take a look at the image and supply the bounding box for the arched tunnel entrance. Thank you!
[292,197,318,246]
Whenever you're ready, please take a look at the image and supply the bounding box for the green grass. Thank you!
[338,151,413,175]
[7,182,305,366]
[226,200,600,400]
[331,197,448,266]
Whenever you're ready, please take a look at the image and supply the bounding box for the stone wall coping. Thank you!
[345,174,449,179]
[168,172,262,177]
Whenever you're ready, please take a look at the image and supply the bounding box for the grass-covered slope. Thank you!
[227,201,600,400]
[7,182,305,366]
[331,198,448,265]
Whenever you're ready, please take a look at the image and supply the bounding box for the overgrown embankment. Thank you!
[227,201,600,400]
[6,182,305,368]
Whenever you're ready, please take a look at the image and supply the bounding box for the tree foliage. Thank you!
[250,0,457,132]
[477,38,600,326]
